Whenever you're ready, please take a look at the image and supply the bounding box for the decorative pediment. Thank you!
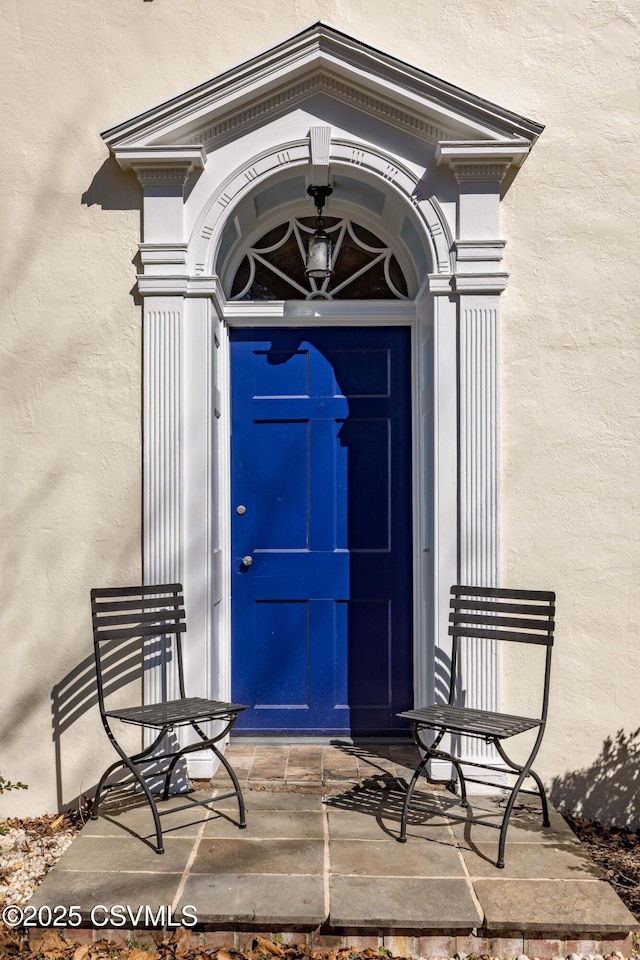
[102,22,543,161]
[102,23,544,300]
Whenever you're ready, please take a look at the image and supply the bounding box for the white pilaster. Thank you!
[143,297,184,705]
[459,297,499,591]
[458,296,500,755]
[142,299,183,590]
[119,151,206,716]
[437,141,521,777]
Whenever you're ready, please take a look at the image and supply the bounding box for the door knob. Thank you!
[242,555,253,567]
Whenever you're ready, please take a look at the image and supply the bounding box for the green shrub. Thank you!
[0,774,28,794]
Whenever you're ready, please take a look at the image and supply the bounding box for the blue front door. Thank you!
[230,326,413,736]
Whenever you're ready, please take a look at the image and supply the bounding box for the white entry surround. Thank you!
[102,23,542,778]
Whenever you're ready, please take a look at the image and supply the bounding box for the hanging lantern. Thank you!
[305,185,333,280]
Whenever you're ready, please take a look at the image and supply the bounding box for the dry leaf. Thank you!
[247,935,286,957]
[168,926,193,957]
[28,928,70,955]
[72,945,90,960]
[127,949,160,960]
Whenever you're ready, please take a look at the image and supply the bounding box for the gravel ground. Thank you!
[0,813,80,907]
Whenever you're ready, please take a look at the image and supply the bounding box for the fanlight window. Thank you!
[230,217,408,301]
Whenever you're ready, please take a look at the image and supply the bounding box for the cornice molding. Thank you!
[453,272,509,294]
[137,276,188,296]
[454,239,506,261]
[436,139,531,179]
[140,243,189,265]
[102,24,543,156]
[113,146,207,186]
[137,275,222,297]
[136,270,510,299]
[185,73,455,150]
[451,163,511,182]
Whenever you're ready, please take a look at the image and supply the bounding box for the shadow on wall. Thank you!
[81,155,140,211]
[51,635,191,814]
[51,646,141,813]
[549,728,640,830]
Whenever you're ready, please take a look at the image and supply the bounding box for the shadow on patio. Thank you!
[27,743,637,956]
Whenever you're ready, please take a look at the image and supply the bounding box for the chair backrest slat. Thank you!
[453,599,552,617]
[450,613,554,632]
[95,622,187,642]
[450,625,552,645]
[91,584,188,712]
[94,596,184,614]
[91,585,186,643]
[449,585,555,647]
[91,583,182,599]
[95,610,186,630]
[453,586,554,602]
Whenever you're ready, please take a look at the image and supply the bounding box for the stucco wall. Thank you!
[499,5,640,826]
[1,0,639,822]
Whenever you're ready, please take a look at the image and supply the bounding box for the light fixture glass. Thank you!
[305,185,333,280]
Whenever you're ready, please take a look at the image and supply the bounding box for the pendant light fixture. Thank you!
[305,185,333,279]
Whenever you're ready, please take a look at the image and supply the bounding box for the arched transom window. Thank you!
[230,217,409,301]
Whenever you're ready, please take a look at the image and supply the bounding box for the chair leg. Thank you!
[92,756,128,821]
[121,754,165,854]
[190,719,246,828]
[413,726,468,807]
[526,766,551,827]
[162,746,184,801]
[450,757,468,807]
[495,732,547,868]
[497,767,530,869]
[97,726,168,853]
[399,754,430,842]
[93,726,168,848]
[211,742,246,828]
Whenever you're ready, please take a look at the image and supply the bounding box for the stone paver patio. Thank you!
[28,743,637,955]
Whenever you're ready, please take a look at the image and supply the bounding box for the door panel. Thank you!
[230,326,413,736]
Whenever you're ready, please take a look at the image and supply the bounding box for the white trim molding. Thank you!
[113,146,207,174]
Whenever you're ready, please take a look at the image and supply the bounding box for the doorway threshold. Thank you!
[215,739,423,796]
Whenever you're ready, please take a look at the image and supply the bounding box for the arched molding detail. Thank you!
[188,139,453,283]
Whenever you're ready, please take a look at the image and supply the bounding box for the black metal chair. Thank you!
[398,584,555,868]
[91,583,246,853]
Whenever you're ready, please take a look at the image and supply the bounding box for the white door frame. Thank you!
[218,300,434,746]
[132,146,510,777]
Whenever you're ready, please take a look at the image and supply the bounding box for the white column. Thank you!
[459,296,499,593]
[114,150,206,718]
[437,144,517,779]
[143,297,183,599]
[458,294,499,757]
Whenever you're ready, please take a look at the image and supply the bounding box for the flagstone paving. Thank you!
[27,743,637,953]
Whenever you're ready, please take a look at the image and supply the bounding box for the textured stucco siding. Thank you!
[1,0,639,823]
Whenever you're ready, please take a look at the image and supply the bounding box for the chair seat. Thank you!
[105,697,246,728]
[398,704,542,740]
